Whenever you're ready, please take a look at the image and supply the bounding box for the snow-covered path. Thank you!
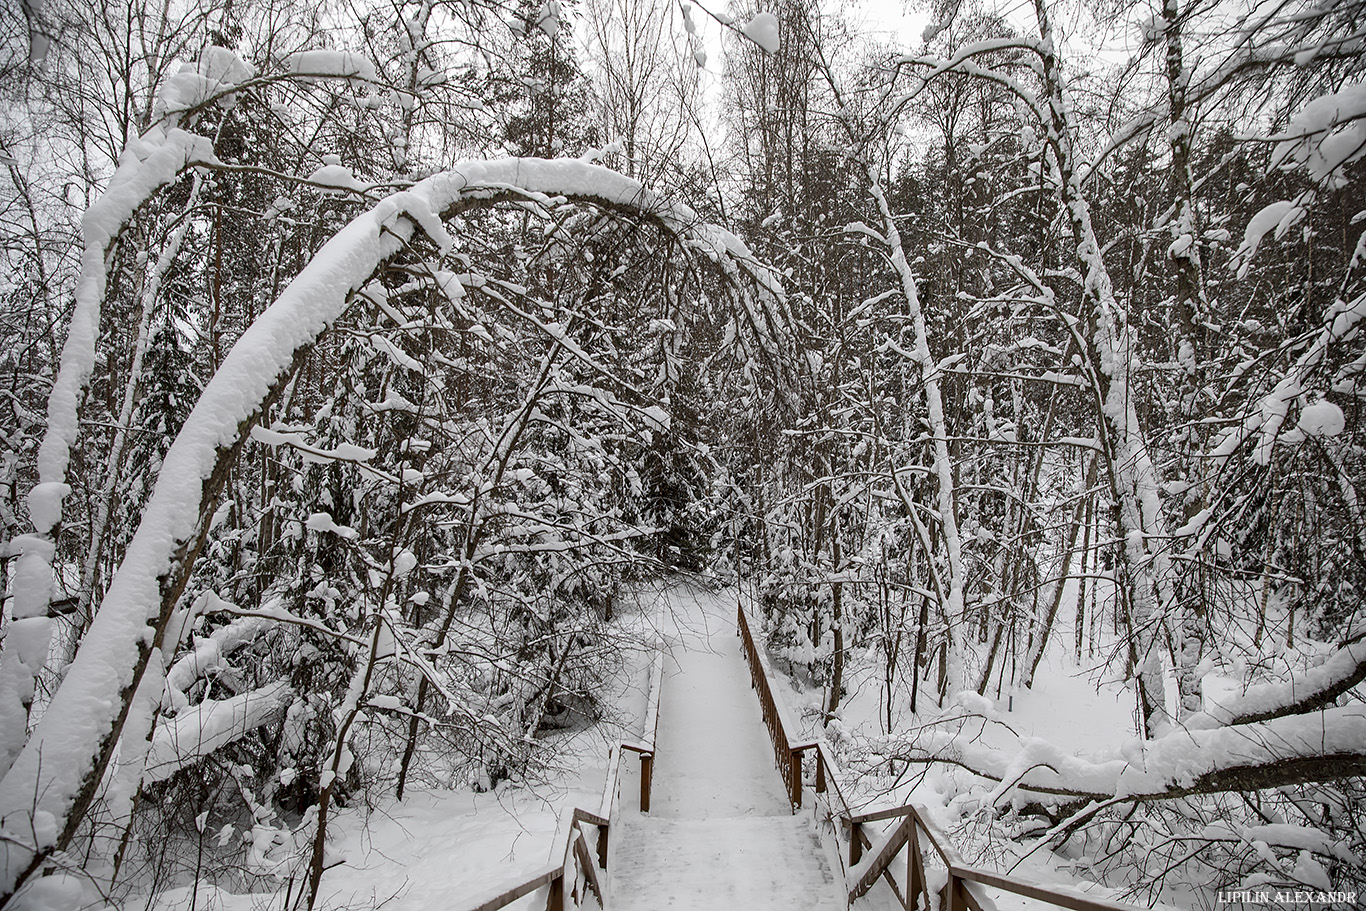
[610,589,841,910]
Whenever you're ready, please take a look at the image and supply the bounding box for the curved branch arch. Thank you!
[0,158,793,901]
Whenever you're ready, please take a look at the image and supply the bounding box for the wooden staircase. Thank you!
[460,595,1153,911]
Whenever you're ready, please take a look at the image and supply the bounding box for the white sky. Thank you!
[683,0,930,134]
[688,0,930,75]
[843,0,931,46]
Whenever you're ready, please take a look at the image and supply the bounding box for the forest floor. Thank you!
[146,704,619,911]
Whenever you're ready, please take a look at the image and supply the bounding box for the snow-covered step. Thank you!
[610,812,841,911]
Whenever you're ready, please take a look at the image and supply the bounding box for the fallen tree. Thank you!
[911,703,1366,805]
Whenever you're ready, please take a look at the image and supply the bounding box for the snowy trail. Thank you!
[610,588,841,910]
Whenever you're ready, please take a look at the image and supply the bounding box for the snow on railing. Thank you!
[620,647,664,811]
[735,601,818,809]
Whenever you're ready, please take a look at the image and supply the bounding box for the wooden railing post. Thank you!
[544,871,563,911]
[849,822,863,867]
[640,752,653,813]
[941,871,970,911]
[907,817,925,911]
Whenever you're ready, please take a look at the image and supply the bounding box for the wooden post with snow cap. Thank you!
[628,646,663,813]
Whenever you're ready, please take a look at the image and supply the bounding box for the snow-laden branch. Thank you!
[36,83,231,502]
[163,607,276,714]
[1187,636,1366,728]
[0,157,787,901]
[1267,83,1366,184]
[0,124,220,785]
[143,681,294,784]
[894,45,1048,128]
[1207,287,1364,467]
[0,44,245,829]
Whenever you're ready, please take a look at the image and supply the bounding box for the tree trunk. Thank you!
[1033,0,1173,736]
[1163,0,1211,721]
[827,512,844,717]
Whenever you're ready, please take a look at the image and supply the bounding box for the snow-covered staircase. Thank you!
[610,813,840,910]
[603,590,843,910]
[461,590,1147,911]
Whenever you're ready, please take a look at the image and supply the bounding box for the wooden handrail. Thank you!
[812,741,902,901]
[458,640,666,911]
[841,801,1151,911]
[461,799,610,911]
[736,603,1148,911]
[736,601,816,809]
[847,804,915,826]
[465,863,563,911]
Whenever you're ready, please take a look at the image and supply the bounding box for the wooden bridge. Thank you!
[463,593,1146,911]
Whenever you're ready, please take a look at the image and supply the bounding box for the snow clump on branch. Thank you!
[743,13,780,54]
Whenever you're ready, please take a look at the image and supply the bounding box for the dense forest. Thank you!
[0,0,1362,906]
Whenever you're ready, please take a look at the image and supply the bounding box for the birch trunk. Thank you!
[1163,0,1211,720]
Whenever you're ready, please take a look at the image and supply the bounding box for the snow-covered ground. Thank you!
[148,786,566,911]
[147,586,668,911]
[150,783,591,911]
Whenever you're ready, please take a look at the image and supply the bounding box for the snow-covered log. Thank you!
[143,681,294,784]
[908,704,1366,804]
